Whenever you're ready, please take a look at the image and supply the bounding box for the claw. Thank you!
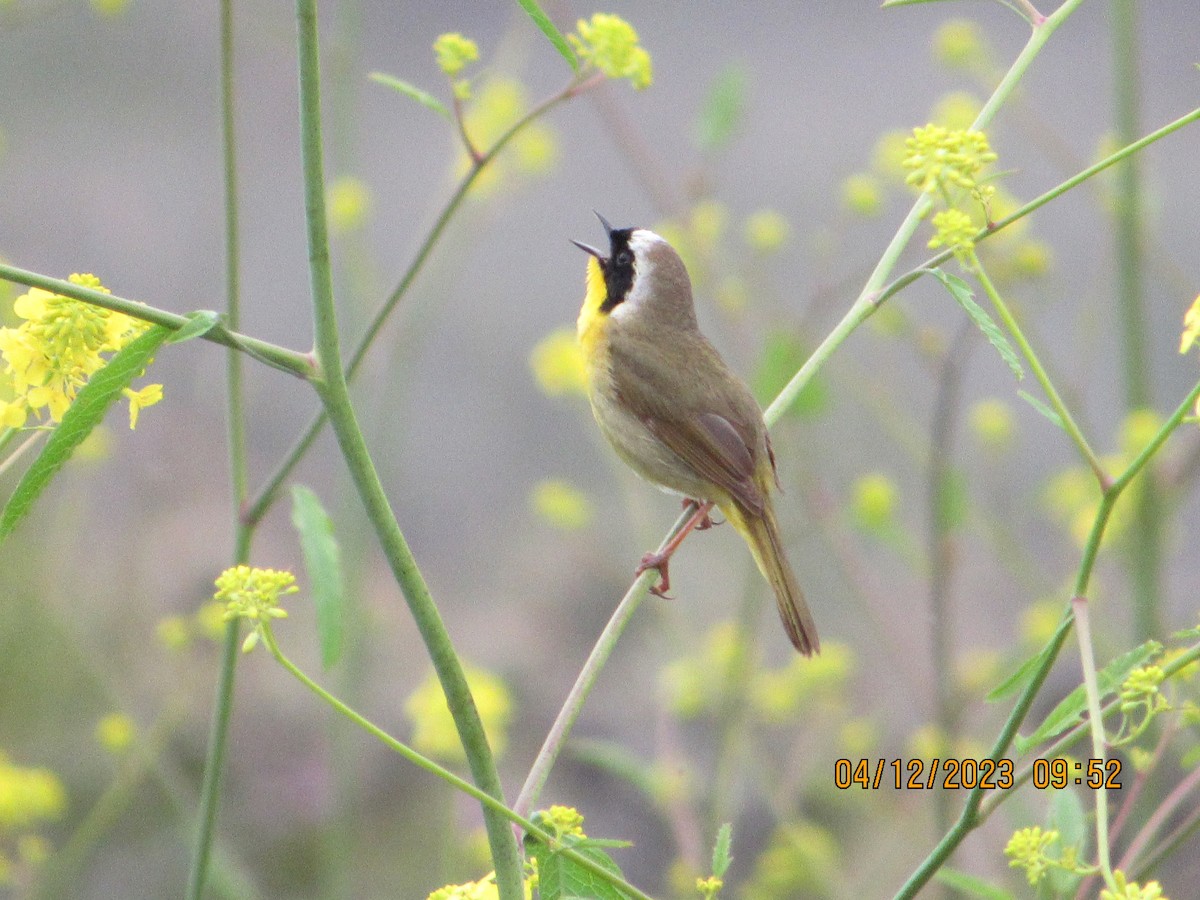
[636,551,673,599]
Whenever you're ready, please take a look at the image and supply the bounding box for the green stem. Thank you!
[0,263,312,379]
[895,376,1200,898]
[292,1,522,894]
[1070,595,1116,890]
[767,0,1086,426]
[186,617,243,900]
[970,252,1105,480]
[243,72,600,526]
[514,503,697,816]
[186,3,251,895]
[872,104,1200,319]
[1111,0,1161,642]
[258,627,655,900]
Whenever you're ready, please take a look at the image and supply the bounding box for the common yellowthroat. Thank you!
[573,213,819,655]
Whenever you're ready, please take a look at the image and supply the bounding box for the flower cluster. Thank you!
[213,565,298,652]
[0,274,162,429]
[903,124,997,197]
[434,32,479,100]
[570,13,653,90]
[928,208,978,261]
[0,753,67,885]
[1101,870,1168,900]
[1003,826,1060,886]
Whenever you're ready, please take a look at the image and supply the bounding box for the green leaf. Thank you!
[1017,389,1066,431]
[753,329,827,420]
[987,638,1060,702]
[290,485,345,669]
[711,823,733,878]
[696,64,747,152]
[168,309,221,344]
[1015,640,1162,753]
[933,867,1014,900]
[929,267,1024,381]
[527,834,634,900]
[1044,788,1087,895]
[0,326,170,545]
[514,0,579,72]
[369,72,450,119]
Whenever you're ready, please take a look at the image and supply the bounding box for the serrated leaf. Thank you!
[529,835,634,900]
[0,326,170,544]
[290,485,345,668]
[933,867,1014,899]
[930,268,1024,381]
[168,310,221,344]
[515,0,579,72]
[696,64,747,152]
[369,72,450,119]
[1015,640,1162,753]
[753,329,827,420]
[987,639,1060,702]
[1018,390,1066,431]
[711,823,733,878]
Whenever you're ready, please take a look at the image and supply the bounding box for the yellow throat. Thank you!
[576,255,611,377]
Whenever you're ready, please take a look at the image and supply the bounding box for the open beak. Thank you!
[570,210,616,261]
[570,239,606,260]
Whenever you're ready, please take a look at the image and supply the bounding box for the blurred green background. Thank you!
[1,0,1199,897]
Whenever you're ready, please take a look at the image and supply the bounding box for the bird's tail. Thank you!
[727,500,819,656]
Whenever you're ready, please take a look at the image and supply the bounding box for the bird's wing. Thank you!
[611,340,766,515]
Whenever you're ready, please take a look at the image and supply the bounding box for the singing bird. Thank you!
[572,214,818,655]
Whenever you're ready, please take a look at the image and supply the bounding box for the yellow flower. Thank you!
[1100,870,1168,900]
[1180,294,1200,354]
[457,79,560,192]
[406,664,513,762]
[851,472,898,533]
[968,398,1015,448]
[90,0,130,17]
[743,209,790,253]
[570,13,653,90]
[930,91,982,131]
[932,20,990,70]
[1004,826,1059,886]
[95,713,135,753]
[433,33,479,79]
[213,565,298,652]
[0,274,158,428]
[903,125,997,196]
[928,208,977,259]
[841,173,883,217]
[0,755,67,830]
[327,176,372,234]
[530,327,587,397]
[750,642,852,722]
[530,479,593,530]
[123,383,163,430]
[156,615,192,651]
[872,130,913,181]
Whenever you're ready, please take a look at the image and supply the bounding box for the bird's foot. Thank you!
[681,498,722,530]
[635,551,673,598]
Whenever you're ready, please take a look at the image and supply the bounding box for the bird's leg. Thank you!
[683,498,723,530]
[636,500,717,598]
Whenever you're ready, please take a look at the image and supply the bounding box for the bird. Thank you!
[572,212,819,655]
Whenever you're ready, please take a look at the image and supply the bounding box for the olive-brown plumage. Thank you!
[574,215,819,655]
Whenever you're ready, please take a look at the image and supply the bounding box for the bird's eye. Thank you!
[616,250,632,267]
